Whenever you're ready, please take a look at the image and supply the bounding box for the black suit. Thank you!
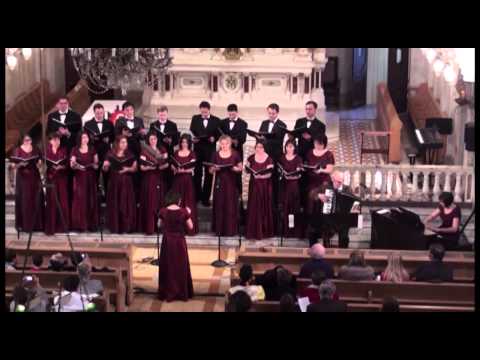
[47,110,82,150]
[412,261,454,282]
[307,299,347,312]
[190,114,221,203]
[293,118,326,159]
[84,118,115,196]
[150,119,179,190]
[115,116,145,157]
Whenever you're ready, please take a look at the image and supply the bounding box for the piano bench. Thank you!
[360,131,391,165]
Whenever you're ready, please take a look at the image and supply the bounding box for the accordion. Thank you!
[322,189,360,215]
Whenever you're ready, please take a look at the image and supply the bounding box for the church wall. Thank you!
[5,48,65,108]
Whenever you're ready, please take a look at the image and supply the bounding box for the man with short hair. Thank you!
[228,264,265,302]
[292,101,326,160]
[47,96,82,150]
[189,101,221,207]
[77,262,104,296]
[307,280,347,312]
[411,244,453,282]
[299,243,334,279]
[53,275,87,312]
[115,102,147,157]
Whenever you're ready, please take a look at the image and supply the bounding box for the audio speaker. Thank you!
[465,122,475,152]
[426,117,453,135]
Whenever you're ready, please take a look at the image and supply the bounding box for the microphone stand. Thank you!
[211,170,229,268]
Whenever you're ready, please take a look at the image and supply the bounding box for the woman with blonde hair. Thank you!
[381,254,410,282]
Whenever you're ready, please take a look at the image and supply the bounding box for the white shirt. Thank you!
[126,118,135,129]
[203,117,209,129]
[53,291,86,312]
[228,285,265,302]
[95,118,103,133]
[59,110,68,124]
[268,118,278,133]
[306,117,315,128]
[159,122,166,133]
[229,118,238,131]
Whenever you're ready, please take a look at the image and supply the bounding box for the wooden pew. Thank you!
[250,301,474,312]
[236,246,475,283]
[375,83,403,164]
[5,239,135,306]
[5,269,125,312]
[407,83,447,164]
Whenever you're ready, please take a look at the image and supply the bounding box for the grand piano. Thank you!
[371,207,429,250]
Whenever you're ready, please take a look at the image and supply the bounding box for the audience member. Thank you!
[228,264,265,302]
[31,254,44,272]
[381,296,400,312]
[257,265,297,300]
[10,286,28,312]
[279,293,300,312]
[5,249,17,270]
[338,251,375,281]
[53,275,86,312]
[22,275,49,312]
[411,244,453,282]
[307,280,347,312]
[78,262,104,296]
[381,254,410,282]
[299,243,334,279]
[226,290,252,312]
[48,253,68,271]
[298,269,326,303]
[266,267,297,301]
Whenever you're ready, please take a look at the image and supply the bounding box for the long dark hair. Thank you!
[76,130,91,149]
[114,135,128,153]
[179,134,193,150]
[284,139,297,155]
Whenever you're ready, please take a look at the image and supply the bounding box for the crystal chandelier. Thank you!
[69,48,173,95]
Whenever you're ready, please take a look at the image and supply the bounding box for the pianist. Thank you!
[424,192,462,251]
[309,171,359,248]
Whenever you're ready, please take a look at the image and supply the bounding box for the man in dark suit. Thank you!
[306,280,347,312]
[298,243,334,279]
[47,96,82,150]
[291,101,326,160]
[220,104,248,195]
[114,102,147,158]
[190,101,221,207]
[311,171,359,248]
[84,103,115,195]
[411,244,453,282]
[149,105,179,189]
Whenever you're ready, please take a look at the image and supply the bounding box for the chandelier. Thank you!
[69,48,173,95]
[5,48,33,70]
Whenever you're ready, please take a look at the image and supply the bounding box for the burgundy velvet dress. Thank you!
[11,147,44,232]
[170,150,198,235]
[138,146,168,235]
[45,145,70,235]
[305,149,335,215]
[211,150,241,236]
[158,207,194,302]
[105,150,137,234]
[279,154,305,238]
[70,146,98,232]
[246,154,274,240]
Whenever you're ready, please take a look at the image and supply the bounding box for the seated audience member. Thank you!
[307,280,347,312]
[22,275,48,312]
[381,254,410,282]
[299,243,334,279]
[411,244,453,282]
[257,265,297,300]
[5,249,17,270]
[381,296,400,312]
[77,262,104,296]
[298,269,340,303]
[10,286,28,312]
[70,252,86,270]
[338,251,375,281]
[31,254,44,272]
[266,267,297,301]
[280,293,300,312]
[48,253,68,271]
[228,264,265,302]
[53,275,87,312]
[226,290,252,313]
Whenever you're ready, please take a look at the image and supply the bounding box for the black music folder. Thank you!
[245,165,273,176]
[170,157,197,169]
[246,129,277,140]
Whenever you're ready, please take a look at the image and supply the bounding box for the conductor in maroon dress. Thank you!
[278,140,305,238]
[138,132,170,235]
[158,191,194,302]
[305,134,335,215]
[208,135,243,237]
[45,133,70,235]
[9,134,44,233]
[170,134,199,235]
[70,131,99,232]
[245,141,275,240]
[103,135,138,234]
